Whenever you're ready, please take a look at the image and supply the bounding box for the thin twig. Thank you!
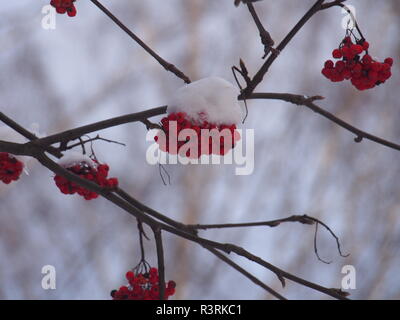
[188,214,314,230]
[31,106,167,147]
[247,92,400,152]
[0,112,62,157]
[314,222,332,264]
[306,216,349,259]
[153,227,166,300]
[137,221,147,261]
[89,0,191,84]
[64,135,126,151]
[247,3,275,58]
[240,0,325,98]
[205,246,287,300]
[320,0,348,10]
[190,214,347,263]
[115,188,197,235]
[337,3,366,40]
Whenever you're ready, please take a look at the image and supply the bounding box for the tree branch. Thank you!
[89,0,191,84]
[32,106,167,147]
[247,3,275,58]
[240,0,325,98]
[153,227,166,300]
[205,246,287,300]
[247,92,400,152]
[188,214,314,230]
[1,114,350,300]
[320,0,348,10]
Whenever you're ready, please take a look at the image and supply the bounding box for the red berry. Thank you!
[332,49,342,59]
[362,54,372,64]
[324,60,334,69]
[362,41,369,51]
[111,267,176,300]
[350,44,363,55]
[51,0,78,17]
[384,57,394,67]
[0,153,24,185]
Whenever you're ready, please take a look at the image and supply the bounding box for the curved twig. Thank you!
[247,92,400,152]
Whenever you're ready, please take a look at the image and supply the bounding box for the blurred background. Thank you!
[0,0,399,300]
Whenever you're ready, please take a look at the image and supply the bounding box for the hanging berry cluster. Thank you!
[155,112,241,158]
[54,160,118,200]
[50,0,78,17]
[322,36,394,91]
[111,267,176,300]
[0,153,24,185]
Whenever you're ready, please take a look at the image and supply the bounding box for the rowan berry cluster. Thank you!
[0,153,24,185]
[155,112,241,158]
[322,36,393,91]
[50,0,77,17]
[111,267,176,300]
[54,161,118,200]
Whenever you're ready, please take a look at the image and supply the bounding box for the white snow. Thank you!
[168,77,244,125]
[58,150,96,168]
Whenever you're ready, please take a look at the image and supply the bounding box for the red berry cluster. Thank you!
[54,161,118,200]
[0,153,24,185]
[50,0,77,17]
[155,112,241,158]
[322,36,394,90]
[111,268,176,300]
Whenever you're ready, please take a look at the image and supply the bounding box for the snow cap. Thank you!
[58,150,96,168]
[168,76,244,125]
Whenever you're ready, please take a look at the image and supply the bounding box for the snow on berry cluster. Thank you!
[54,152,118,200]
[0,153,24,185]
[50,0,78,17]
[322,36,394,90]
[155,112,241,157]
[111,267,176,300]
[155,77,243,158]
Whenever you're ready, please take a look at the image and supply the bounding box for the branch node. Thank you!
[354,136,363,143]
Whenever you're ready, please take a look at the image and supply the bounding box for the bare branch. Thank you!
[32,106,167,147]
[247,92,400,152]
[63,135,126,151]
[320,0,348,10]
[0,112,62,157]
[240,0,325,98]
[205,246,287,300]
[188,214,314,230]
[89,0,191,84]
[153,227,166,300]
[246,3,275,58]
[189,214,347,263]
